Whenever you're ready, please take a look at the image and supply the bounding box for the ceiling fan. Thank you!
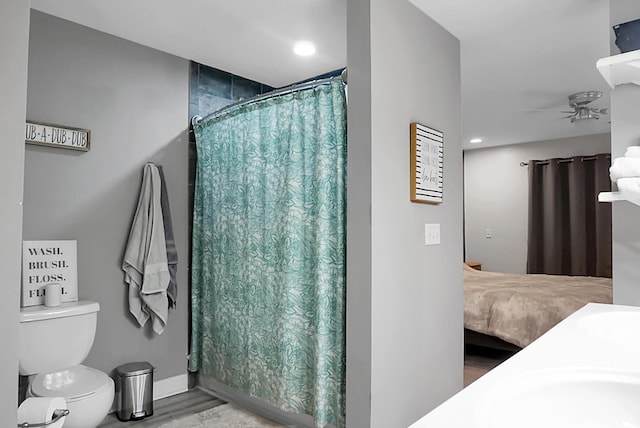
[562,91,609,123]
[528,91,609,123]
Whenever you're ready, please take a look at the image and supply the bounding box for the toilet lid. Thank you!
[31,365,111,401]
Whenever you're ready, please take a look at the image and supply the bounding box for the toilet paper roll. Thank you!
[18,397,67,428]
[44,283,61,307]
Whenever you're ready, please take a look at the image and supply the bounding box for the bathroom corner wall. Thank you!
[0,2,30,425]
[610,85,640,305]
[24,11,190,383]
[347,0,463,426]
[609,1,640,306]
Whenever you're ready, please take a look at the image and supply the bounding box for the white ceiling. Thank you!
[413,0,612,149]
[30,0,614,149]
[29,0,348,88]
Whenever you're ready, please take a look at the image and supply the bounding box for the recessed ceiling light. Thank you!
[293,41,316,56]
[469,138,483,144]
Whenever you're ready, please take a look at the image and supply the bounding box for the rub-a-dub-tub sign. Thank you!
[22,240,78,307]
[25,121,90,152]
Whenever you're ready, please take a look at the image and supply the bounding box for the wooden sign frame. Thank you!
[25,121,91,152]
[410,122,443,204]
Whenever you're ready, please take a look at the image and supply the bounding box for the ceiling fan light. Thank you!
[571,107,598,123]
[568,91,602,107]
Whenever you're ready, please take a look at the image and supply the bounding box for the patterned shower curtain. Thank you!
[190,81,347,427]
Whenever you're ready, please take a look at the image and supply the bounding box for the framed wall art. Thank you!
[21,240,78,307]
[410,122,443,204]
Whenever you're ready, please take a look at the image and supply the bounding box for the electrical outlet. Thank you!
[425,224,441,246]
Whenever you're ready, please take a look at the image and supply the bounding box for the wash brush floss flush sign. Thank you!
[22,240,78,307]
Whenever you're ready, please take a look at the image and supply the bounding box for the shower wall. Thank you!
[187,64,273,251]
[189,64,273,120]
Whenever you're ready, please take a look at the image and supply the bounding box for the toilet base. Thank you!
[27,366,115,428]
[62,379,114,428]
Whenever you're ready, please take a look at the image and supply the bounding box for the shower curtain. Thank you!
[190,81,347,428]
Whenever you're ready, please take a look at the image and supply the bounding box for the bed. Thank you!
[464,263,613,350]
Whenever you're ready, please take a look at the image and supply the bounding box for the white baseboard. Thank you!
[153,373,189,401]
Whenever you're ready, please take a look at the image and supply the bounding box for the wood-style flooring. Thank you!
[97,347,511,427]
[463,345,515,387]
[98,388,225,428]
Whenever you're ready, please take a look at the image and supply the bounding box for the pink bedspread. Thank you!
[464,264,612,348]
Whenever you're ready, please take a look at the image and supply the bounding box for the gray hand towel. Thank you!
[122,163,170,334]
[157,165,178,308]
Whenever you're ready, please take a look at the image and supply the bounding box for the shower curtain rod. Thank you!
[191,69,347,127]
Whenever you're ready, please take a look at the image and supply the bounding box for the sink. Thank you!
[476,368,640,428]
[578,311,640,347]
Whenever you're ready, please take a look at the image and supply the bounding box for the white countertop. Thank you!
[410,303,640,427]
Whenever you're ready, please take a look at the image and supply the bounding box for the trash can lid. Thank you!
[116,361,154,377]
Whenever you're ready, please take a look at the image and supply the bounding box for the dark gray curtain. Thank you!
[527,153,612,277]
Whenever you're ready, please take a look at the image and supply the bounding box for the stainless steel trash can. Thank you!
[115,361,154,421]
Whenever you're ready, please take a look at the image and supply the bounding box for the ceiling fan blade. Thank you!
[523,109,575,113]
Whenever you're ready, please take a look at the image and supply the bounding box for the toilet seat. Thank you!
[28,364,115,428]
[30,364,112,402]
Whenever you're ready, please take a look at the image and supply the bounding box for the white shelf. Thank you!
[598,191,640,207]
[597,50,640,89]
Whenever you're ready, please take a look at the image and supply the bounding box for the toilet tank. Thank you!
[19,300,100,376]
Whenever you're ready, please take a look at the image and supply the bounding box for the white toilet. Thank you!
[19,300,115,428]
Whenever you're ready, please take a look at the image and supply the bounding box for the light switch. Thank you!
[425,223,441,246]
[485,228,492,239]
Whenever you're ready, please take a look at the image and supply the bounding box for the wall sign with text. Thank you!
[22,240,79,307]
[25,121,90,152]
[410,122,443,204]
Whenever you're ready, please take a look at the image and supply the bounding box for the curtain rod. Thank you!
[191,69,347,128]
[520,154,611,167]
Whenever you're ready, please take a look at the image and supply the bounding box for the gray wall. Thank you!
[345,0,372,425]
[24,11,190,381]
[0,1,30,425]
[610,0,640,307]
[347,0,463,426]
[464,133,611,273]
[610,85,640,305]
